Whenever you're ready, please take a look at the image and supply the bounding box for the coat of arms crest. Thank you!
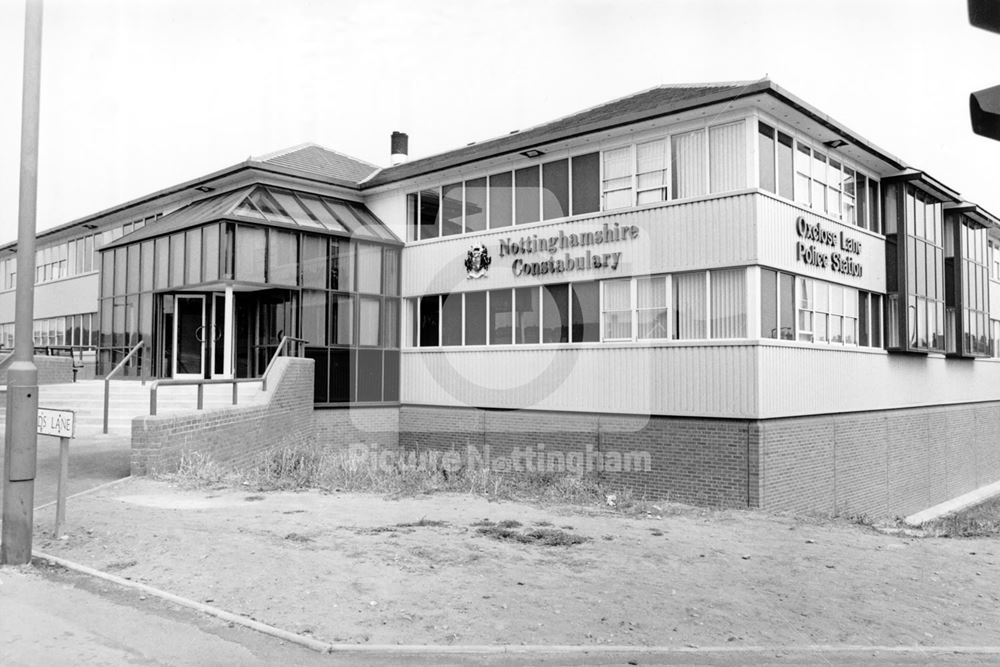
[465,244,491,279]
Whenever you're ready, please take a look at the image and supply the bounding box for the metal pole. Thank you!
[54,436,68,537]
[2,0,44,566]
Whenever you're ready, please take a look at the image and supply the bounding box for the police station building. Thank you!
[5,79,1000,516]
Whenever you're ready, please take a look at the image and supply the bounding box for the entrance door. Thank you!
[173,295,206,378]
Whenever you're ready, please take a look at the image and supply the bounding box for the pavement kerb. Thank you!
[904,479,1000,526]
[22,550,1000,658]
[33,474,134,512]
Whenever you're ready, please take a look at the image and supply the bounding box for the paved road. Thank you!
[5,562,999,667]
[0,432,130,513]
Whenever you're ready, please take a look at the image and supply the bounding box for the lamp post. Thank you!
[1,0,43,566]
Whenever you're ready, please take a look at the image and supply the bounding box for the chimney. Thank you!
[390,131,409,166]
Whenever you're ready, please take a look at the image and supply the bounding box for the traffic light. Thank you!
[969,1,1000,140]
[969,0,1000,32]
[971,85,1000,140]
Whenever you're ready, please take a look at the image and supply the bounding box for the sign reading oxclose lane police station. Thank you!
[37,408,75,439]
[499,222,640,277]
[794,215,863,277]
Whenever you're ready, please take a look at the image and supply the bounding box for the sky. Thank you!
[1,0,999,242]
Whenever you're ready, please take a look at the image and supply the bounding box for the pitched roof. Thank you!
[363,81,769,188]
[255,143,380,185]
[102,184,401,251]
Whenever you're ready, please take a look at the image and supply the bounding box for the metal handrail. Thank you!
[103,340,146,434]
[147,335,307,416]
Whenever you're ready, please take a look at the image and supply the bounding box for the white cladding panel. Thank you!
[0,274,100,322]
[33,274,100,319]
[757,343,1000,418]
[401,343,758,418]
[756,194,885,293]
[401,192,758,297]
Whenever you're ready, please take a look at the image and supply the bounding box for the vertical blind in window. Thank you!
[709,268,746,338]
[602,147,632,210]
[602,280,632,340]
[671,129,707,199]
[674,272,706,339]
[636,139,668,204]
[709,122,746,194]
[637,275,669,339]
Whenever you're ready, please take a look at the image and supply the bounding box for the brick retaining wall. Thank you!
[131,358,315,475]
[0,355,76,385]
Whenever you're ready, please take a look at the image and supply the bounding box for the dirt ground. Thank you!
[31,478,1000,648]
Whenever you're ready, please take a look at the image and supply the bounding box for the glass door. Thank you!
[173,295,206,378]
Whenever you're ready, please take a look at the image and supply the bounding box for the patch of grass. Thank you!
[396,518,448,528]
[920,496,1000,537]
[473,520,589,547]
[162,445,664,514]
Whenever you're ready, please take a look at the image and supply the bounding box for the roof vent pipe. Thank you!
[391,131,409,166]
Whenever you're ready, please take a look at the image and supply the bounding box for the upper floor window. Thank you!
[758,121,880,233]
[989,239,1000,280]
[407,119,751,240]
[945,212,991,357]
[407,154,600,240]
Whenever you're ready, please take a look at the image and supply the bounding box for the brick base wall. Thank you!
[758,402,1000,518]
[399,402,1000,516]
[131,358,316,475]
[313,406,400,451]
[399,405,753,508]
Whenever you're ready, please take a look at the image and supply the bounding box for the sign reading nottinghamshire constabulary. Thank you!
[37,408,75,439]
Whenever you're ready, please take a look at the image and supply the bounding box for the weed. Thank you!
[161,445,664,515]
[919,496,1000,537]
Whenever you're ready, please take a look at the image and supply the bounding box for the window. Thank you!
[602,146,632,210]
[514,166,540,225]
[636,139,669,205]
[602,279,632,340]
[759,269,795,341]
[514,286,540,344]
[441,293,462,346]
[542,284,569,343]
[408,152,600,238]
[571,153,600,215]
[465,178,487,233]
[709,268,747,338]
[990,240,1000,280]
[465,291,487,345]
[541,160,570,220]
[418,295,440,347]
[946,213,991,357]
[709,122,746,194]
[758,123,776,194]
[637,276,669,339]
[570,281,599,342]
[671,129,707,199]
[858,291,883,348]
[796,277,859,346]
[601,275,670,342]
[489,289,512,345]
[673,272,707,339]
[489,172,513,229]
[419,189,440,240]
[441,182,463,236]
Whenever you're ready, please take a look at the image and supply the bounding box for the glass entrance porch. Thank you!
[97,184,402,406]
